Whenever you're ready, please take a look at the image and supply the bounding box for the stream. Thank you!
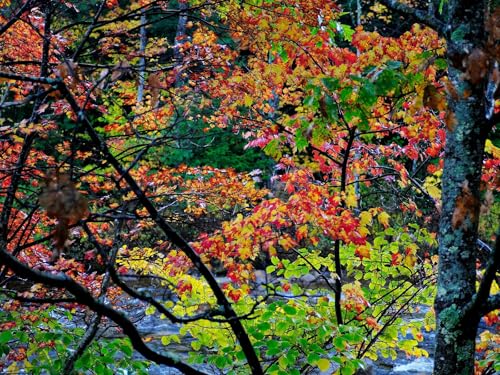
[44,278,496,375]
[118,283,436,375]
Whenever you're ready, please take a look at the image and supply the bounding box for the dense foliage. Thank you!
[0,0,498,374]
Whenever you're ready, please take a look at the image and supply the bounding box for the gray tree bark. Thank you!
[433,1,497,374]
[136,10,147,104]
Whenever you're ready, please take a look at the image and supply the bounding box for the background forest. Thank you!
[0,0,498,374]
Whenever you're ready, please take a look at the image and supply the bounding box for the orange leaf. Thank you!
[355,245,371,259]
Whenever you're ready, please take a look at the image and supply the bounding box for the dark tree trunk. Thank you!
[433,67,486,373]
[433,1,493,374]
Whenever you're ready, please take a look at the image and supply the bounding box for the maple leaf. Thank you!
[404,253,417,268]
[366,316,380,329]
[359,211,372,227]
[377,211,390,228]
[355,245,371,259]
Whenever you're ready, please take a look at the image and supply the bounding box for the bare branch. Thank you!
[470,230,500,316]
[483,293,500,314]
[72,0,107,61]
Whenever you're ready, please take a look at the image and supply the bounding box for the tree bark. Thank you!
[433,1,493,374]
[433,66,485,374]
[174,1,188,87]
[136,10,147,104]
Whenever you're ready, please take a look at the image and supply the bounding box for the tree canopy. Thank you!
[0,0,498,374]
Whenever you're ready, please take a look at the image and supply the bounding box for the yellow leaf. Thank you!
[358,226,370,236]
[238,246,252,259]
[404,253,417,268]
[268,244,277,256]
[7,363,18,373]
[345,192,357,208]
[378,211,390,228]
[316,358,331,372]
[359,211,372,227]
[490,279,499,295]
[241,223,254,235]
[244,94,253,107]
[258,18,269,29]
[485,139,500,158]
[426,184,441,200]
[161,336,171,345]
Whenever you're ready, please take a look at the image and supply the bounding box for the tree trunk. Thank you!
[174,1,188,87]
[136,10,147,104]
[433,65,486,374]
[433,1,491,374]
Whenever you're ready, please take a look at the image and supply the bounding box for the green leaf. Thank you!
[191,340,202,351]
[80,353,92,368]
[439,0,445,13]
[276,321,289,335]
[95,363,106,375]
[434,58,447,70]
[359,81,377,107]
[451,25,467,42]
[321,77,339,92]
[399,339,418,351]
[257,322,271,331]
[18,331,29,344]
[252,331,264,340]
[341,364,355,375]
[340,87,353,102]
[215,355,227,368]
[295,128,309,151]
[375,69,399,96]
[266,346,281,356]
[236,350,246,361]
[286,349,299,364]
[333,336,346,351]
[344,332,363,344]
[307,352,321,365]
[304,95,317,108]
[161,336,171,345]
[267,339,279,349]
[120,342,133,356]
[386,60,403,70]
[263,138,282,160]
[340,24,355,41]
[384,326,398,340]
[0,331,12,344]
[267,363,280,373]
[283,305,297,315]
[323,94,338,121]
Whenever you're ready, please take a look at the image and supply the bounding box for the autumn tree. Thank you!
[0,1,266,374]
[0,0,498,374]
